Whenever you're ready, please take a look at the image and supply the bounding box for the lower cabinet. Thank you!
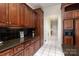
[24,40,35,56]
[40,39,44,47]
[24,45,34,56]
[29,43,35,56]
[0,48,14,56]
[24,47,29,56]
[14,44,24,54]
[34,39,40,53]
[0,37,42,56]
[14,50,24,56]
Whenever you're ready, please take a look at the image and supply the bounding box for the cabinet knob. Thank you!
[9,22,12,24]
[6,22,8,23]
[27,44,29,46]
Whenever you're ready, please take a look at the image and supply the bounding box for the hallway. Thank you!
[34,34,64,56]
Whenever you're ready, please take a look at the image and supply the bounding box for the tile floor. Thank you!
[34,35,64,56]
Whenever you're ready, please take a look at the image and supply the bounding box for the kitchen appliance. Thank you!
[19,31,24,38]
[63,19,75,45]
[64,29,74,36]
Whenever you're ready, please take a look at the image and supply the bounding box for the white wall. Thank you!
[43,4,62,46]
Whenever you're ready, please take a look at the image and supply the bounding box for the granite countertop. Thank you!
[0,37,37,52]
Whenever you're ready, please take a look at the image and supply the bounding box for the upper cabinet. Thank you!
[0,3,35,28]
[8,4,20,27]
[24,4,29,27]
[32,11,36,28]
[0,4,8,26]
[64,20,73,29]
[62,3,79,19]
[24,5,35,28]
[19,4,25,27]
[28,8,35,28]
[34,8,44,46]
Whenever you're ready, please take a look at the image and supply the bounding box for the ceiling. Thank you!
[27,3,59,9]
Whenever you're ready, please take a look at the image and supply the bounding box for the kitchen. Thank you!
[1,3,79,56]
[0,3,43,56]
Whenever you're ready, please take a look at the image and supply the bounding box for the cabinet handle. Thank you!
[27,44,29,46]
[6,22,8,23]
[9,22,12,24]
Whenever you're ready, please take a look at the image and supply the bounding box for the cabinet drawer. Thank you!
[25,44,34,56]
[24,41,31,48]
[14,50,24,56]
[31,40,36,44]
[24,43,30,48]
[64,20,73,29]
[14,44,24,54]
[0,48,14,56]
[64,36,73,45]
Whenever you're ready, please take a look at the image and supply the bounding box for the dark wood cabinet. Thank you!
[24,4,29,27]
[14,50,24,56]
[0,3,44,56]
[14,44,24,54]
[36,40,40,50]
[62,4,79,47]
[64,20,73,29]
[0,3,8,26]
[64,36,73,45]
[34,39,40,53]
[24,6,34,28]
[24,40,35,56]
[75,19,79,48]
[19,4,25,27]
[0,37,41,56]
[24,45,34,56]
[24,41,30,56]
[35,8,44,46]
[0,3,35,28]
[24,46,29,56]
[63,20,74,46]
[28,44,34,56]
[8,4,20,27]
[0,48,14,56]
[28,8,32,28]
[32,12,36,28]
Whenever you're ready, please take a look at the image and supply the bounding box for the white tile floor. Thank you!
[34,35,64,56]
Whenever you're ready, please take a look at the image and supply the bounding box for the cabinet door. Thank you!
[40,12,44,46]
[35,40,40,52]
[29,9,33,28]
[64,36,73,45]
[24,47,29,56]
[24,46,33,56]
[24,5,29,27]
[28,44,34,56]
[19,4,25,27]
[75,20,79,48]
[14,50,24,56]
[24,6,34,28]
[14,44,24,54]
[8,3,20,27]
[0,3,8,26]
[32,12,36,28]
[64,20,73,29]
[0,49,14,56]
